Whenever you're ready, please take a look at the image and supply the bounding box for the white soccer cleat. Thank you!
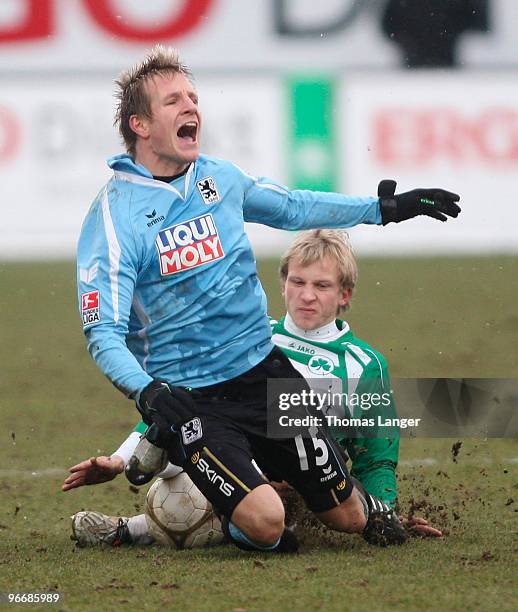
[71,511,130,547]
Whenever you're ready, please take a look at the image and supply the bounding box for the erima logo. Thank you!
[196,457,234,497]
[79,262,99,284]
[146,209,165,228]
[197,177,220,204]
[320,470,337,483]
[155,213,224,276]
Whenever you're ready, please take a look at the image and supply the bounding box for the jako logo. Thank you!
[292,343,315,355]
[196,457,234,497]
[155,213,224,276]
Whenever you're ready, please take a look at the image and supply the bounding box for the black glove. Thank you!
[136,380,196,434]
[378,179,461,225]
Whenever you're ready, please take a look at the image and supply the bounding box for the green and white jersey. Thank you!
[270,314,399,508]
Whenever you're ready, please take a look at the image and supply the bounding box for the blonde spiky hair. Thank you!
[114,45,193,156]
[279,229,358,313]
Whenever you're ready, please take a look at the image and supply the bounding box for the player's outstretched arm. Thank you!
[62,455,125,491]
[400,515,443,538]
[378,179,461,224]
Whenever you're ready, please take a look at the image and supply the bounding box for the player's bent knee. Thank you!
[248,512,285,545]
[231,484,285,545]
[237,505,285,546]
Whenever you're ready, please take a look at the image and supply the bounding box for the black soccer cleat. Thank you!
[351,476,407,547]
[274,527,299,553]
[362,493,408,547]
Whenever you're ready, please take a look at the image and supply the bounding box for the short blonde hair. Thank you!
[279,230,358,312]
[114,45,193,156]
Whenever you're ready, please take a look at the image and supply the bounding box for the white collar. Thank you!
[113,162,194,201]
[284,312,350,341]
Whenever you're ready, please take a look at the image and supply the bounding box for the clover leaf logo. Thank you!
[308,355,333,376]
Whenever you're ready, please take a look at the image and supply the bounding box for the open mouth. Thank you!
[177,121,198,143]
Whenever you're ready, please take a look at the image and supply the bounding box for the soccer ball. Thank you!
[145,472,225,549]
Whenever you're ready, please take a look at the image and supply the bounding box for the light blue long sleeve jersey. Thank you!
[77,154,381,397]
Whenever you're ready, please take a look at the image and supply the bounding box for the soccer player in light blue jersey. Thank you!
[76,45,459,553]
[66,230,442,547]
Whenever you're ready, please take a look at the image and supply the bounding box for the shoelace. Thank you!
[111,518,127,547]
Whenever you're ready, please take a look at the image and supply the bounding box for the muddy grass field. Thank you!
[0,258,516,611]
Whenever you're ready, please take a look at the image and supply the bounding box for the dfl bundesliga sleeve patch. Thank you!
[81,290,101,326]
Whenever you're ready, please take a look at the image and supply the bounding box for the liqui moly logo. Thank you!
[155,214,224,276]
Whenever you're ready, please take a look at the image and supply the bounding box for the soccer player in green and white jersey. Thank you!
[272,229,399,508]
[64,230,441,544]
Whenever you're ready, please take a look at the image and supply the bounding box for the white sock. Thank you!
[158,464,183,479]
[127,514,155,545]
